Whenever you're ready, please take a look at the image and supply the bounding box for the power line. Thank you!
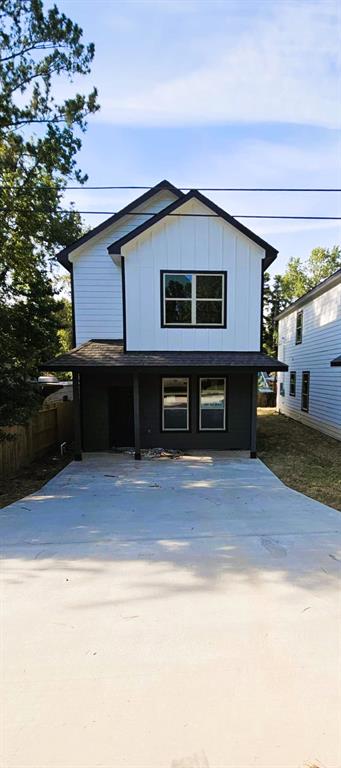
[1,185,341,192]
[11,208,340,220]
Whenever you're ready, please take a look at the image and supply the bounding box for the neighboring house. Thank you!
[43,180,286,459]
[277,269,341,441]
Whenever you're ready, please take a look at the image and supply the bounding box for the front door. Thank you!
[109,386,134,447]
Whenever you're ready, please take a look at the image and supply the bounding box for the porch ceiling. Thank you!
[42,340,288,373]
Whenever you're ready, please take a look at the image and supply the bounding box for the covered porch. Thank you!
[42,340,287,460]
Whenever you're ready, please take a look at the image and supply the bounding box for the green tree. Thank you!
[306,246,341,287]
[0,0,98,437]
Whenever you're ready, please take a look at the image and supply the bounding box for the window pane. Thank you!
[200,378,225,408]
[165,300,191,324]
[163,378,188,408]
[196,274,223,299]
[200,379,225,430]
[163,409,188,430]
[165,274,192,298]
[163,378,188,430]
[201,409,225,430]
[196,300,223,324]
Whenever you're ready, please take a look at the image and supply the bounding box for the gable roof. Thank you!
[107,189,278,270]
[56,180,183,270]
[276,268,341,321]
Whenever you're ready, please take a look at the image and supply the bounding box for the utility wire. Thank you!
[50,210,341,220]
[2,205,340,220]
[1,185,340,192]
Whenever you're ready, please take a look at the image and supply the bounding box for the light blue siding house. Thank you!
[277,269,341,441]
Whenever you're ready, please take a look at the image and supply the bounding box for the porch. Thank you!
[42,339,288,459]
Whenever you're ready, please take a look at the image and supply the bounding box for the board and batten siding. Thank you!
[277,280,341,440]
[69,189,179,344]
[123,198,264,352]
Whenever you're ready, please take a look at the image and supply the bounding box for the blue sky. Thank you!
[57,0,340,274]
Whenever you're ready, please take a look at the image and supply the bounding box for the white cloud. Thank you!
[96,2,340,128]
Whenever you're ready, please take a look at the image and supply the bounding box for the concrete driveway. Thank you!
[1,452,341,768]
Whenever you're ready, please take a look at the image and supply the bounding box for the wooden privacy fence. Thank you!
[0,401,74,478]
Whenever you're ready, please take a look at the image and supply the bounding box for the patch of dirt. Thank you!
[0,449,72,509]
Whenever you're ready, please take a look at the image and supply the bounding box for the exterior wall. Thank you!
[123,198,264,352]
[80,371,252,451]
[70,189,179,344]
[277,281,341,440]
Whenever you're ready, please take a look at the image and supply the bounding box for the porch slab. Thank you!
[1,453,341,768]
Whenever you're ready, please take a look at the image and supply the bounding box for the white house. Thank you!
[43,180,286,458]
[277,268,341,441]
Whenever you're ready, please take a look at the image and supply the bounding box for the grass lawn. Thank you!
[258,408,341,511]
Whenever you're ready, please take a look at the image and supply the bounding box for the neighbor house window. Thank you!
[162,378,189,431]
[296,311,303,344]
[199,378,226,431]
[301,371,310,412]
[289,371,296,397]
[162,271,226,327]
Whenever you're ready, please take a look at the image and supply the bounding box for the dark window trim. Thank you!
[160,375,191,433]
[198,376,228,432]
[301,371,310,412]
[295,310,303,345]
[160,270,227,329]
[289,371,296,397]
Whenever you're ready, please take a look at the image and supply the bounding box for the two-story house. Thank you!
[43,180,287,459]
[277,268,341,441]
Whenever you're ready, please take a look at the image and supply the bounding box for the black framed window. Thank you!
[296,311,303,344]
[301,371,310,412]
[289,371,296,397]
[162,271,226,327]
[279,380,285,397]
[162,377,189,431]
[199,378,226,431]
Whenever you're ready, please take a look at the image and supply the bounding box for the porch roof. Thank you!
[331,355,341,367]
[42,340,288,372]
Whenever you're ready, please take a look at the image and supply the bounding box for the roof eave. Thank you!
[107,188,278,269]
[55,180,184,268]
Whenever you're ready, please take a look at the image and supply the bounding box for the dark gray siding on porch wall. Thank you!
[80,371,252,451]
[140,373,251,450]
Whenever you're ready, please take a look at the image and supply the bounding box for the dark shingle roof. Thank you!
[42,340,287,372]
[331,355,341,367]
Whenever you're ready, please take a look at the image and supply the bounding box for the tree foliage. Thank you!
[263,246,341,357]
[0,0,98,436]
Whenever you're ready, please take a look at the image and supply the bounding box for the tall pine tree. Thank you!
[0,0,98,437]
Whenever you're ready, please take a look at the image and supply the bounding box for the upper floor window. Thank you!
[161,271,226,327]
[296,310,303,344]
